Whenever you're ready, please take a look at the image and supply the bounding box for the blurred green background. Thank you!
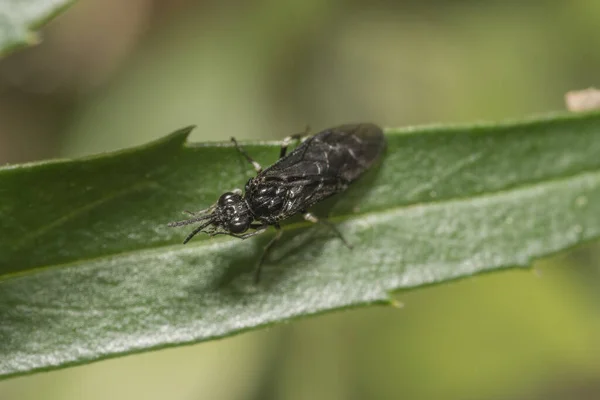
[1,0,600,399]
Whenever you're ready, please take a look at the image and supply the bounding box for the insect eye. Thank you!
[229,216,250,234]
[218,192,238,207]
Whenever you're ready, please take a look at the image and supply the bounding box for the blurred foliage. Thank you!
[0,0,599,399]
[0,0,74,56]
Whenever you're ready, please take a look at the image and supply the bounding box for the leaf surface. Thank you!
[2,112,600,379]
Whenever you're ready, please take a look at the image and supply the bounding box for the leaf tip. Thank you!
[25,31,41,46]
[387,297,405,309]
[160,125,196,148]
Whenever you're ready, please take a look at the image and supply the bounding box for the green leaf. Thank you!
[0,0,75,56]
[2,111,600,379]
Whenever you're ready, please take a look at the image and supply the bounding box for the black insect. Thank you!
[168,123,386,282]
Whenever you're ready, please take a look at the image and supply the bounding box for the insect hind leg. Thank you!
[279,125,310,158]
[231,137,262,173]
[303,212,352,249]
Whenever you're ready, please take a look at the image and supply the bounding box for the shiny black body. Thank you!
[245,123,384,224]
[168,123,385,280]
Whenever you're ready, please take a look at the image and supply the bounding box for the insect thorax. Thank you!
[244,178,294,224]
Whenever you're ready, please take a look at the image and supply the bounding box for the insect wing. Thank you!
[256,123,385,215]
[281,177,346,215]
[261,123,385,183]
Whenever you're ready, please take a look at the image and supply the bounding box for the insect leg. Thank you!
[255,224,283,283]
[279,125,310,158]
[303,212,352,249]
[215,224,268,239]
[231,137,262,173]
[236,225,268,239]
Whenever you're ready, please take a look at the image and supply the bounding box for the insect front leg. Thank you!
[217,223,268,240]
[231,137,262,173]
[303,212,352,249]
[279,125,310,158]
[255,224,283,283]
[235,224,268,239]
[212,223,280,283]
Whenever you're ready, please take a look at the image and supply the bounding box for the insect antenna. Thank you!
[167,213,215,244]
[182,219,214,244]
[167,213,212,228]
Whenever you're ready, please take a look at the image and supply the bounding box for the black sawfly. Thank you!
[168,123,386,282]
